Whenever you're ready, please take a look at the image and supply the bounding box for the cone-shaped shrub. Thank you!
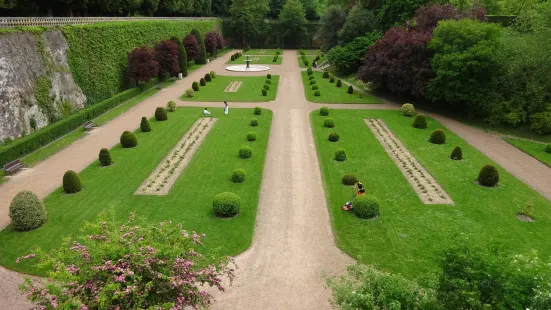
[247,132,257,141]
[155,107,168,121]
[120,131,138,148]
[9,190,47,231]
[167,101,176,112]
[450,146,463,160]
[330,77,335,83]
[140,117,151,132]
[250,118,259,126]
[231,169,246,183]
[267,74,271,79]
[546,143,551,153]
[320,106,329,116]
[412,114,427,129]
[328,133,339,142]
[342,174,357,185]
[262,89,267,96]
[239,146,252,159]
[336,80,342,87]
[192,81,200,91]
[335,148,347,161]
[254,107,262,115]
[324,118,335,128]
[430,129,446,144]
[204,73,211,82]
[401,103,415,117]
[63,170,82,194]
[478,165,499,187]
[353,195,380,219]
[200,78,207,86]
[98,148,112,166]
[323,72,329,78]
[347,85,353,94]
[213,192,241,218]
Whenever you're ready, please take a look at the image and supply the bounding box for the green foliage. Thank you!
[29,118,37,131]
[338,6,377,45]
[330,77,335,83]
[328,132,339,142]
[263,84,270,90]
[262,89,267,96]
[170,36,187,77]
[450,146,463,160]
[377,0,431,30]
[413,114,427,129]
[185,88,195,98]
[239,146,253,159]
[192,82,200,91]
[250,118,259,126]
[120,131,138,148]
[352,194,379,219]
[322,71,329,78]
[430,129,446,144]
[307,68,313,75]
[324,118,335,128]
[309,75,315,80]
[335,148,347,161]
[546,143,551,154]
[63,170,82,194]
[210,71,216,78]
[401,103,415,117]
[98,148,112,166]
[326,32,382,74]
[200,78,207,86]
[155,107,168,121]
[314,90,321,96]
[266,74,271,79]
[341,174,357,185]
[34,75,55,123]
[310,80,317,85]
[140,117,152,132]
[247,132,257,141]
[336,79,342,87]
[315,6,347,51]
[204,73,212,82]
[320,106,329,116]
[265,79,271,85]
[278,0,308,45]
[231,169,246,183]
[530,109,551,134]
[229,0,269,46]
[167,101,176,112]
[9,190,47,231]
[213,192,241,217]
[254,107,262,115]
[478,164,499,187]
[347,85,353,94]
[191,29,207,65]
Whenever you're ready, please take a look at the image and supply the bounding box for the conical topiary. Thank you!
[63,170,82,194]
[412,114,427,129]
[120,131,138,148]
[155,107,168,121]
[204,73,211,82]
[478,165,499,187]
[450,146,463,160]
[140,117,151,132]
[200,78,207,86]
[347,85,353,94]
[98,148,112,166]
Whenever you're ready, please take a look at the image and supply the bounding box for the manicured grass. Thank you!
[298,54,325,68]
[505,138,551,167]
[311,109,551,279]
[302,71,381,104]
[228,55,282,65]
[297,49,321,55]
[327,68,368,90]
[244,49,280,55]
[181,75,279,102]
[0,108,272,274]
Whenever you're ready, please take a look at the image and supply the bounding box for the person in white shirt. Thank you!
[224,101,229,115]
[204,108,211,115]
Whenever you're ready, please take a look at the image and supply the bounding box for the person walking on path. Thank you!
[224,101,229,115]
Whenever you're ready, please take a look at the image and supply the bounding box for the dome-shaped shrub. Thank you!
[213,192,241,218]
[310,80,316,85]
[347,85,353,94]
[263,84,270,90]
[210,71,216,78]
[330,77,335,83]
[204,73,211,82]
[167,101,176,112]
[545,143,551,153]
[335,148,347,161]
[324,118,335,128]
[307,68,313,75]
[185,88,195,98]
[352,195,380,219]
[478,165,499,187]
[262,89,267,96]
[336,80,342,87]
[247,132,257,141]
[250,118,259,127]
[192,81,200,91]
[9,190,47,231]
[239,146,252,159]
[309,75,315,80]
[140,117,151,132]
[265,79,272,85]
[342,174,357,185]
[412,114,427,129]
[120,131,138,148]
[267,74,271,79]
[314,90,321,96]
[430,129,446,144]
[155,107,168,121]
[401,103,415,117]
[231,169,246,183]
[323,72,329,78]
[320,107,329,116]
[450,146,463,160]
[328,133,340,142]
[254,107,262,115]
[98,148,112,166]
[312,85,319,90]
[63,170,82,194]
[200,78,207,86]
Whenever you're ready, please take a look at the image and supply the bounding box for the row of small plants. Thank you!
[272,54,279,63]
[261,74,273,96]
[307,68,355,97]
[212,107,264,219]
[230,52,243,61]
[184,71,216,98]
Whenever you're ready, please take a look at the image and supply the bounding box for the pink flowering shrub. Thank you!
[19,210,235,309]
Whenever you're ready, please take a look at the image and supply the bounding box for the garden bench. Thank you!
[3,159,27,175]
[83,121,97,131]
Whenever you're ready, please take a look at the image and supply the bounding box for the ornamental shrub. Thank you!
[267,74,271,79]
[200,78,206,86]
[191,29,207,65]
[335,148,347,161]
[545,143,551,153]
[478,165,499,187]
[167,101,176,112]
[140,117,151,132]
[239,146,252,159]
[336,80,342,87]
[210,71,216,78]
[254,107,262,115]
[310,80,317,85]
[170,36,187,77]
[323,72,329,78]
[98,148,112,166]
[352,195,380,219]
[9,190,47,231]
[263,84,270,90]
[265,79,271,85]
[63,170,82,194]
[342,174,357,185]
[307,68,313,75]
[303,59,309,66]
[127,46,159,86]
[247,132,257,141]
[315,91,321,96]
[320,107,329,116]
[204,73,211,82]
[204,31,218,54]
[231,55,235,61]
[183,34,200,61]
[155,107,168,121]
[262,89,267,96]
[324,118,335,128]
[250,118,259,126]
[309,75,315,80]
[413,114,427,129]
[154,40,179,78]
[401,103,415,117]
[450,146,463,160]
[430,129,446,144]
[185,88,194,98]
[213,192,241,217]
[329,133,340,142]
[312,85,319,90]
[347,85,354,94]
[273,56,278,62]
[120,131,138,148]
[330,77,335,83]
[231,169,246,183]
[192,81,199,91]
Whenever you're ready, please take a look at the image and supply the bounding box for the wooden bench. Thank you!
[83,121,97,131]
[3,159,27,175]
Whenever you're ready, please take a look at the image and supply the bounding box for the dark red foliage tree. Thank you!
[155,40,180,77]
[127,46,159,86]
[205,31,219,54]
[215,32,225,50]
[183,34,200,61]
[414,4,459,31]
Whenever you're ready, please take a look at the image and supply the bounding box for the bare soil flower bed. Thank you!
[224,81,243,92]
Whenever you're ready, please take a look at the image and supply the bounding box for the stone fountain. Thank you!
[226,54,270,72]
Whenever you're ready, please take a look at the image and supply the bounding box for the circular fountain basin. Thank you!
[226,65,270,72]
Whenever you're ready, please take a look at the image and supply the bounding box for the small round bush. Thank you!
[231,169,246,183]
[324,118,335,128]
[185,88,195,98]
[9,190,47,231]
[347,85,353,94]
[412,114,427,129]
[265,79,272,85]
[98,148,112,166]
[330,77,335,83]
[310,80,317,85]
[336,80,342,87]
[342,174,357,185]
[263,84,270,90]
[254,107,262,115]
[478,165,499,187]
[307,68,313,75]
[155,107,168,121]
[213,192,241,218]
[401,103,415,117]
[335,148,347,161]
[167,101,176,112]
[272,56,278,62]
[140,116,151,132]
[429,129,446,144]
[192,81,200,91]
[210,71,216,78]
[250,118,259,127]
[200,78,207,86]
[352,195,380,219]
[545,143,551,153]
[312,85,319,90]
[204,73,211,82]
[320,106,329,116]
[231,55,235,61]
[309,75,315,80]
[120,130,138,148]
[450,146,463,160]
[239,146,253,159]
[63,170,82,194]
[247,132,257,141]
[314,90,321,96]
[262,89,267,96]
[323,71,329,78]
[267,73,271,79]
[328,133,339,142]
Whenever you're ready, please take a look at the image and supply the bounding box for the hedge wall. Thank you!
[63,20,220,104]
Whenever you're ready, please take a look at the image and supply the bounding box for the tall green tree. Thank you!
[279,0,308,45]
[230,0,269,46]
[315,5,347,51]
[338,5,377,44]
[269,0,286,18]
[170,36,188,77]
[191,29,207,64]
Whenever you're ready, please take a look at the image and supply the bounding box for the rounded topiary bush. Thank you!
[192,82,200,91]
[239,146,253,159]
[330,77,335,83]
[307,68,313,76]
[262,89,267,96]
[210,71,216,78]
[200,78,207,86]
[478,165,499,187]
[120,130,138,148]
[98,148,112,166]
[263,84,270,90]
[342,174,357,185]
[352,195,380,219]
[250,118,259,127]
[265,79,272,85]
[155,107,168,121]
[310,80,316,85]
[247,132,257,141]
[335,148,347,161]
[167,101,176,112]
[254,107,262,115]
[328,132,339,142]
[324,118,335,128]
[309,75,315,80]
[185,88,195,98]
[63,170,82,194]
[450,146,463,160]
[314,90,321,96]
[320,106,329,116]
[140,117,151,132]
[429,129,446,144]
[545,143,551,153]
[401,103,415,117]
[9,190,47,231]
[267,74,271,79]
[231,169,246,183]
[213,192,241,218]
[336,80,342,87]
[204,73,211,82]
[312,85,319,90]
[323,72,329,78]
[412,114,427,129]
[347,85,353,94]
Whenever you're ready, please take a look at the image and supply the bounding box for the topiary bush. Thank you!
[323,72,329,78]
[247,132,257,141]
[63,170,82,194]
[265,79,272,85]
[140,117,151,132]
[352,195,380,219]
[336,80,342,87]
[9,190,47,231]
[185,88,195,98]
[312,85,319,90]
[213,192,241,218]
[192,81,200,91]
[263,84,270,90]
[231,168,246,183]
[254,107,262,115]
[330,77,335,83]
[347,85,354,94]
[210,71,216,78]
[167,101,176,112]
[412,114,427,129]
[401,103,415,117]
[545,143,551,153]
[324,118,335,128]
[310,80,317,85]
[200,78,206,86]
[450,146,463,160]
[335,148,347,161]
[262,89,267,96]
[204,73,211,82]
[328,133,339,142]
[307,68,313,75]
[314,91,321,96]
[267,74,271,79]
[309,75,315,80]
[478,165,499,187]
[155,107,168,121]
[98,148,112,166]
[250,118,259,127]
[120,131,138,148]
[320,106,329,116]
[342,174,357,185]
[429,129,446,144]
[239,146,252,159]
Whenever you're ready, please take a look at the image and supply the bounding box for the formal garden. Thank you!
[301,69,380,104]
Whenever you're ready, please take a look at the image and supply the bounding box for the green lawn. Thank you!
[505,138,551,167]
[298,55,325,68]
[182,75,279,102]
[297,49,322,55]
[311,109,551,279]
[0,108,272,274]
[244,49,280,55]
[228,55,282,65]
[302,71,381,104]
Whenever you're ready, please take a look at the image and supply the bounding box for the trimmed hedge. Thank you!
[9,190,47,231]
[98,148,112,166]
[478,164,499,187]
[309,75,315,80]
[330,77,335,83]
[347,85,354,94]
[320,107,329,116]
[328,133,339,142]
[247,132,257,141]
[263,84,270,90]
[401,103,415,117]
[267,74,271,79]
[324,118,335,128]
[307,68,313,76]
[335,148,347,161]
[192,81,200,91]
[265,79,272,85]
[213,192,241,218]
[336,80,342,87]
[231,169,246,183]
[314,90,321,96]
[412,114,427,129]
[430,129,446,144]
[312,85,319,90]
[342,174,357,185]
[63,170,82,194]
[254,107,262,115]
[352,195,380,219]
[310,80,317,85]
[239,146,253,159]
[155,107,168,121]
[450,146,463,160]
[200,78,207,86]
[120,131,138,148]
[262,89,267,96]
[140,117,151,132]
[204,73,212,82]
